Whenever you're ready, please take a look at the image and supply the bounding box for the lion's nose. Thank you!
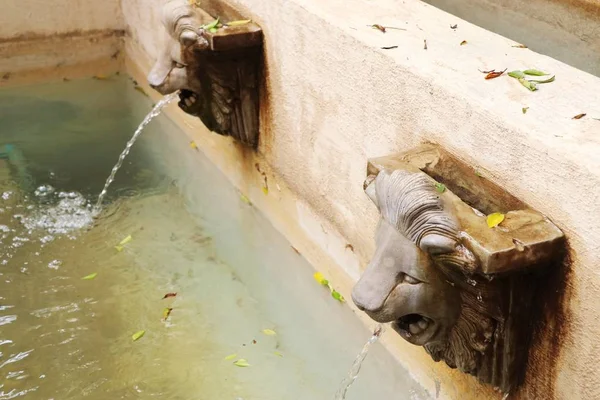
[351,284,383,313]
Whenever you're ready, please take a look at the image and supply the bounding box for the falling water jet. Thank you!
[334,324,385,400]
[93,92,180,214]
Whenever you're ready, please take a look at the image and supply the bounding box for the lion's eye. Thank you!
[403,274,421,284]
[173,61,185,69]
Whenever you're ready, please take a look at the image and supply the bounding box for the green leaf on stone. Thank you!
[132,330,145,341]
[233,359,251,367]
[434,182,446,193]
[331,290,345,303]
[529,75,555,84]
[508,70,525,79]
[522,107,529,114]
[209,27,218,33]
[204,17,220,30]
[523,69,548,76]
[518,78,538,91]
[81,272,98,280]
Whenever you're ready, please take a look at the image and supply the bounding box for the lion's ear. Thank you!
[363,174,379,208]
[419,234,457,255]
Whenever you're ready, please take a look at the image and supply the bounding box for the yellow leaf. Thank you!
[240,194,251,205]
[81,272,97,280]
[189,141,198,150]
[262,186,268,195]
[115,245,124,252]
[227,19,252,27]
[313,272,329,286]
[132,330,145,341]
[224,353,237,360]
[233,359,251,367]
[486,212,505,228]
[118,235,132,246]
[273,351,284,357]
[262,329,277,336]
[162,307,173,321]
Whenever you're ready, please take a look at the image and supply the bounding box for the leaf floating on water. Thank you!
[572,113,587,120]
[518,78,538,91]
[162,292,177,299]
[523,69,548,76]
[233,359,251,367]
[370,24,386,33]
[486,213,505,228]
[262,186,269,195]
[132,330,145,341]
[484,69,507,80]
[331,290,346,303]
[224,353,238,360]
[434,182,446,193]
[262,329,277,336]
[81,272,98,280]
[313,272,329,286]
[189,141,198,150]
[522,107,529,114]
[460,40,467,46]
[512,44,528,48]
[118,235,133,246]
[134,86,149,97]
[162,307,173,321]
[93,75,109,80]
[273,351,284,357]
[240,194,252,205]
[227,19,252,26]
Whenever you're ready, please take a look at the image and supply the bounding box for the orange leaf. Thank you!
[485,69,507,80]
[572,113,586,120]
[162,292,177,299]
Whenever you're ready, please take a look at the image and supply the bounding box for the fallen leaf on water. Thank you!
[522,107,529,114]
[512,44,528,48]
[203,17,220,31]
[262,329,277,336]
[274,351,284,357]
[189,141,198,150]
[331,290,346,303]
[132,330,145,341]
[313,272,329,286]
[370,24,386,33]
[450,24,458,29]
[252,339,257,344]
[434,182,446,193]
[233,359,251,367]
[381,46,398,50]
[518,78,538,91]
[460,40,467,46]
[240,194,252,205]
[508,70,525,79]
[523,69,548,76]
[262,186,269,195]
[572,113,587,120]
[93,75,109,80]
[224,353,237,360]
[484,69,507,80]
[118,235,132,246]
[529,75,555,84]
[82,273,98,280]
[162,307,173,321]
[486,212,505,228]
[134,86,148,97]
[162,292,177,299]
[227,19,251,26]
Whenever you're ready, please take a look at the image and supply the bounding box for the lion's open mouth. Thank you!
[178,89,200,115]
[394,314,432,337]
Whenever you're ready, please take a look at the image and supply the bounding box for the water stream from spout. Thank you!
[94,92,179,212]
[334,324,385,400]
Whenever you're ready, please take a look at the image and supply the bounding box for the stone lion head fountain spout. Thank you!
[353,144,566,393]
[147,0,263,147]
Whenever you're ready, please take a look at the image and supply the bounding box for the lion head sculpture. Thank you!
[352,169,496,374]
[147,0,262,146]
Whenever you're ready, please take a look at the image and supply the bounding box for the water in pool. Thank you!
[0,76,430,399]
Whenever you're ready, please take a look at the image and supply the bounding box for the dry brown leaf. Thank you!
[485,69,507,80]
[573,113,587,120]
[370,24,386,33]
[460,40,467,46]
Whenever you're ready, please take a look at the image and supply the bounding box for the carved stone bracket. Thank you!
[352,143,566,393]
[148,0,263,147]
